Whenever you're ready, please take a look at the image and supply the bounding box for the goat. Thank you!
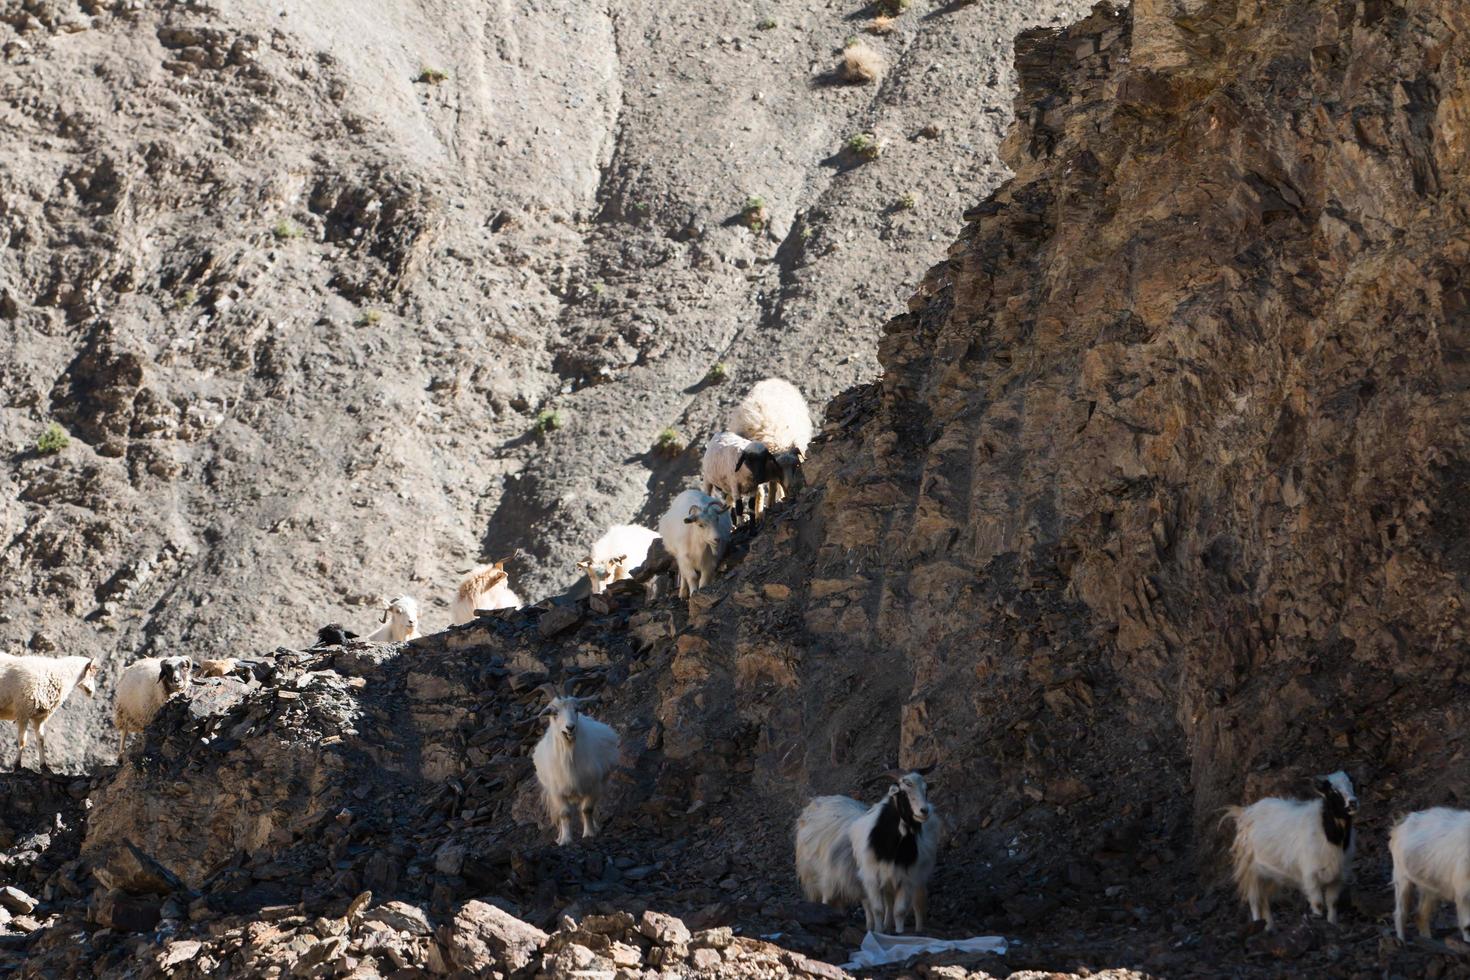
[531,690,619,845]
[795,768,939,934]
[365,594,420,642]
[1223,770,1357,928]
[1391,806,1470,941]
[451,555,521,624]
[656,489,732,598]
[578,525,660,595]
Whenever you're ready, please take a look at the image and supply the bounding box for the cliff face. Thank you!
[8,0,1470,977]
[0,0,1088,769]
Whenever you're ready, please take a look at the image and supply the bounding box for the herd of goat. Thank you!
[2,379,1469,942]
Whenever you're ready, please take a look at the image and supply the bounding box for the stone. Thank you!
[691,927,733,950]
[689,947,721,970]
[439,899,548,973]
[0,887,37,914]
[638,910,691,947]
[362,901,431,936]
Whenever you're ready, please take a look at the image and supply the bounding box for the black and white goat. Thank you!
[1223,770,1357,929]
[1390,806,1470,941]
[795,769,939,934]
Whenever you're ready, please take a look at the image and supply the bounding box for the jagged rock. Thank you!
[439,899,548,973]
[0,887,36,915]
[638,910,691,947]
[361,901,431,937]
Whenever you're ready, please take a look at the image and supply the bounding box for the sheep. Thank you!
[701,431,766,524]
[115,656,194,756]
[737,443,804,519]
[531,690,619,846]
[1390,807,1470,941]
[365,595,420,642]
[0,655,96,770]
[727,378,813,512]
[451,555,521,625]
[577,525,660,595]
[728,377,814,453]
[656,489,732,598]
[314,624,359,647]
[795,769,939,935]
[1222,770,1357,929]
[198,658,237,678]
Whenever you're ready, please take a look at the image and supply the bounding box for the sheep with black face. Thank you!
[531,689,619,846]
[115,656,194,756]
[1223,770,1358,929]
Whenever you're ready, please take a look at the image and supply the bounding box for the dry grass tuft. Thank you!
[868,14,895,35]
[839,41,885,84]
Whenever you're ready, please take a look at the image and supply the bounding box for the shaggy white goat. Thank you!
[1223,771,1357,928]
[531,692,619,845]
[656,489,732,598]
[1390,806,1470,941]
[727,378,813,512]
[577,525,660,595]
[365,595,420,642]
[451,556,521,625]
[0,655,96,770]
[796,770,939,934]
[115,656,194,755]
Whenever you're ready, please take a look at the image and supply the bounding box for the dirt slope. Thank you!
[0,0,1087,768]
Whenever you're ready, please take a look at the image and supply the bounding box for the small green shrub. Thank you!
[273,219,303,240]
[741,195,768,233]
[176,288,197,310]
[357,309,382,326]
[534,410,564,436]
[897,191,919,210]
[418,67,448,84]
[878,0,911,14]
[706,362,729,383]
[846,132,884,161]
[36,422,69,455]
[757,16,778,29]
[654,427,685,456]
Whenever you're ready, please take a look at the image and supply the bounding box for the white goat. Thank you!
[115,656,193,755]
[365,595,421,642]
[1223,771,1357,928]
[727,378,813,512]
[531,692,619,845]
[1390,807,1470,941]
[451,555,520,625]
[656,489,732,598]
[577,525,660,595]
[0,655,96,770]
[796,770,939,934]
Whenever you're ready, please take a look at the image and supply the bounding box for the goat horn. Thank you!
[913,764,937,776]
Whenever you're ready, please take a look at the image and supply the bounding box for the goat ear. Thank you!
[576,560,591,570]
[913,764,936,777]
[611,554,627,565]
[1312,776,1331,795]
[884,769,906,783]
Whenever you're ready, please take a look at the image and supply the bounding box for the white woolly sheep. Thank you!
[365,595,421,642]
[728,377,814,453]
[451,555,521,625]
[1390,806,1470,941]
[115,656,194,755]
[531,690,619,845]
[656,489,732,598]
[1223,771,1357,928]
[0,655,97,770]
[727,378,813,512]
[796,769,939,934]
[577,525,660,595]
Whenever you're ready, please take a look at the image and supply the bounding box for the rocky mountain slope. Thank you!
[0,0,1090,769]
[5,0,1470,976]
